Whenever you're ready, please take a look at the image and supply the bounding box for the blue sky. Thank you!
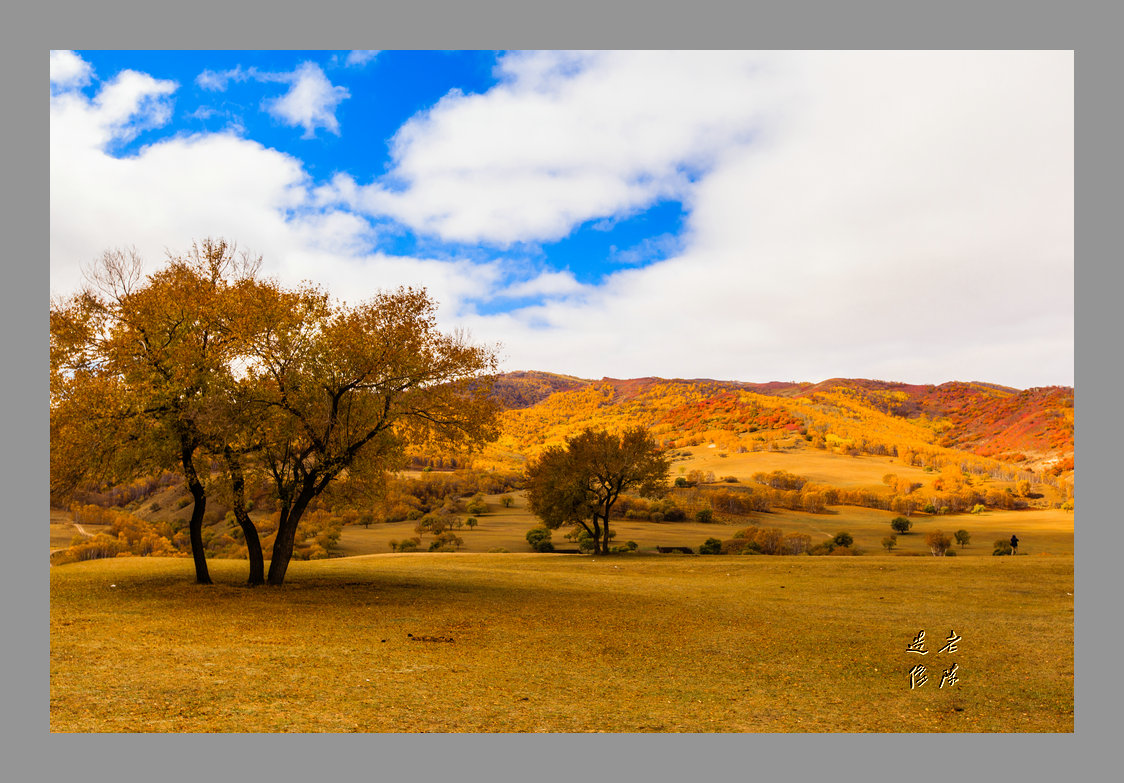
[50,50,1074,387]
[56,50,689,293]
[82,51,497,185]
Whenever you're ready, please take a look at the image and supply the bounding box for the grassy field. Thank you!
[50,512,77,551]
[50,553,1073,733]
[674,445,932,489]
[49,483,1073,560]
[50,508,110,551]
[333,489,1073,558]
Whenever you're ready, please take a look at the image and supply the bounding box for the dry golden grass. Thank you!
[50,523,77,551]
[52,480,1072,561]
[331,489,1072,558]
[674,445,930,489]
[767,507,1073,557]
[50,508,110,551]
[335,490,540,556]
[51,553,1073,733]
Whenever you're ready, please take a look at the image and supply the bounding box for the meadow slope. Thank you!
[50,554,1073,733]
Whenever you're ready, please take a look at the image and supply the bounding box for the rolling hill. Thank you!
[481,372,1073,476]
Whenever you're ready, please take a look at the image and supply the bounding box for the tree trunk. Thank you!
[181,443,212,585]
[598,512,613,555]
[266,510,297,586]
[588,517,603,555]
[267,491,313,585]
[225,448,265,586]
[237,510,266,586]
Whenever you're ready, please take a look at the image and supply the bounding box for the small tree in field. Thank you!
[784,533,812,555]
[926,530,952,556]
[833,531,854,548]
[882,534,897,552]
[954,529,971,548]
[699,537,722,555]
[891,517,913,534]
[524,427,670,555]
[466,494,489,515]
[429,531,464,551]
[525,526,554,553]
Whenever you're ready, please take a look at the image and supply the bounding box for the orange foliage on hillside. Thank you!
[786,379,1073,460]
[481,374,1073,484]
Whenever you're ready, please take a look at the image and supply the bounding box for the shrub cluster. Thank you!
[525,526,555,553]
[752,470,808,491]
[429,531,465,552]
[698,537,722,555]
[614,495,688,522]
[713,526,815,556]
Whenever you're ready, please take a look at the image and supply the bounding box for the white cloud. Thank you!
[93,70,178,142]
[609,233,682,267]
[50,57,492,319]
[50,58,177,150]
[50,50,93,90]
[447,52,1074,387]
[326,50,778,244]
[196,62,350,138]
[50,51,1074,389]
[186,104,247,135]
[196,66,249,91]
[265,62,349,138]
[345,50,379,67]
[497,270,587,300]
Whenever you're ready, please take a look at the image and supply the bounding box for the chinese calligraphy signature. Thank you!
[906,630,961,689]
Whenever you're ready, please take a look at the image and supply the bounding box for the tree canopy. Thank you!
[232,281,500,584]
[51,241,261,583]
[524,427,670,555]
[50,239,501,586]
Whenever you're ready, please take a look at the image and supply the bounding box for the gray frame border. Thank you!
[16,1,1108,781]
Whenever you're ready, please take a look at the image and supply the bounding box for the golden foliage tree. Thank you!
[524,427,670,555]
[51,241,263,584]
[232,283,500,585]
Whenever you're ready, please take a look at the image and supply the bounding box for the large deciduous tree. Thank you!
[50,240,263,585]
[51,240,499,587]
[524,427,670,555]
[234,283,500,585]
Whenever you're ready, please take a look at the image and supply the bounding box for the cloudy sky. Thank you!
[49,50,1073,388]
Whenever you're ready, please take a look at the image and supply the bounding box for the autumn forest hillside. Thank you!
[481,372,1073,472]
[51,370,1074,565]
